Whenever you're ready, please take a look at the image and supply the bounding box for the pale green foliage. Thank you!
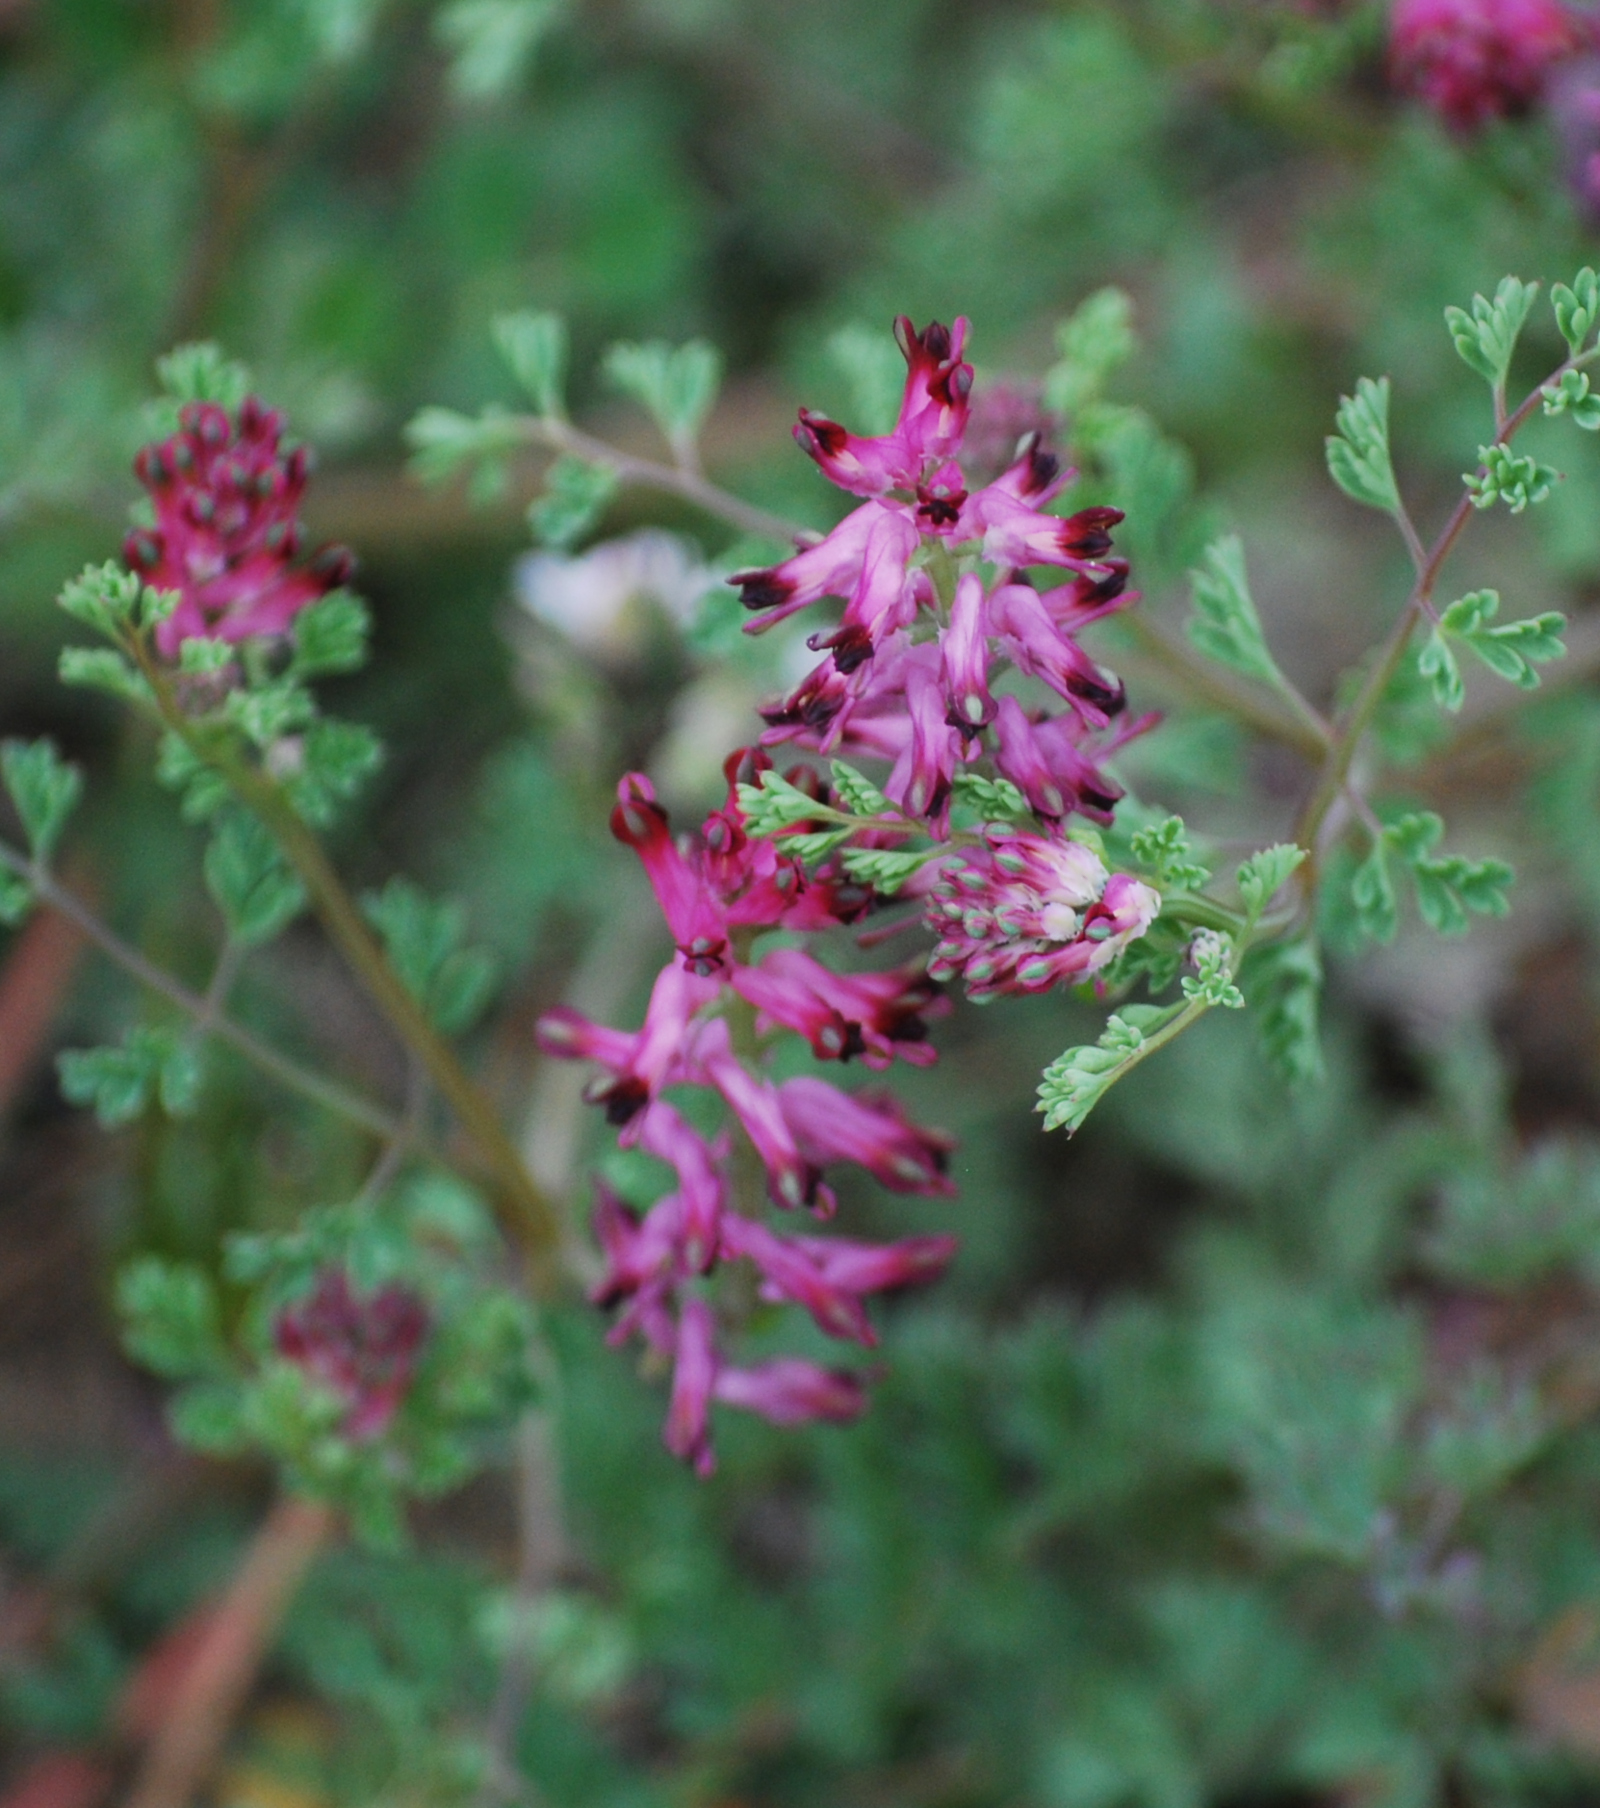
[1045,286,1137,414]
[1187,535,1288,688]
[527,455,618,547]
[838,847,931,895]
[737,768,830,836]
[365,879,498,1035]
[1037,1002,1184,1133]
[827,323,905,436]
[290,592,371,679]
[1324,375,1400,513]
[1,738,81,863]
[1129,815,1210,890]
[1182,930,1245,1009]
[1464,443,1556,512]
[1241,935,1324,1086]
[1444,276,1538,390]
[602,339,722,452]
[155,341,250,409]
[204,808,306,946]
[404,404,525,501]
[950,770,1029,822]
[1540,366,1600,428]
[1437,588,1565,687]
[1552,266,1599,355]
[1237,844,1305,920]
[59,1027,200,1126]
[829,760,890,819]
[435,0,563,98]
[493,310,568,417]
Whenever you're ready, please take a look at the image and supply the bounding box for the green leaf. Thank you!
[363,878,498,1034]
[527,455,618,548]
[602,339,723,451]
[492,311,567,417]
[1181,928,1245,1009]
[1540,366,1600,428]
[1350,838,1398,944]
[155,732,231,822]
[57,561,142,634]
[225,677,315,748]
[58,647,153,705]
[1036,1002,1184,1134]
[1437,589,1565,689]
[829,761,890,819]
[404,404,525,497]
[168,1382,248,1455]
[827,323,905,436]
[1242,935,1324,1086]
[155,342,250,408]
[1385,811,1513,935]
[1552,267,1598,356]
[204,808,306,946]
[1324,376,1399,514]
[1464,444,1557,514]
[286,719,383,826]
[1444,276,1539,390]
[838,847,931,896]
[1416,628,1464,712]
[1,739,81,863]
[0,868,31,926]
[1236,844,1304,920]
[949,771,1029,822]
[289,592,371,679]
[1044,287,1136,415]
[1129,815,1210,890]
[737,769,830,838]
[116,1258,227,1379]
[1188,535,1285,687]
[435,0,562,98]
[59,1027,200,1127]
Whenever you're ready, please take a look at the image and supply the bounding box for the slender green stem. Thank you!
[129,649,567,1284]
[0,840,401,1140]
[1294,353,1588,857]
[525,415,811,548]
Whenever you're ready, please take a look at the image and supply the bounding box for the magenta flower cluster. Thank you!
[1388,0,1591,137]
[539,761,959,1475]
[274,1269,430,1441]
[126,398,354,658]
[544,316,1161,1473]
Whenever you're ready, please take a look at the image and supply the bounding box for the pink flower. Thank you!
[712,1359,868,1427]
[664,1297,719,1476]
[1389,0,1588,129]
[778,1076,957,1195]
[126,398,354,658]
[925,829,1161,998]
[729,947,946,1068]
[273,1268,429,1440]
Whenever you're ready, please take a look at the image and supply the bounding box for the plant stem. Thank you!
[0,840,401,1140]
[131,654,566,1284]
[1294,355,1588,857]
[123,1494,335,1808]
[526,415,813,547]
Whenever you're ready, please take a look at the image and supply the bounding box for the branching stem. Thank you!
[0,840,401,1140]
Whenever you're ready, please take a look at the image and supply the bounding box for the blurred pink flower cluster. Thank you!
[126,398,354,658]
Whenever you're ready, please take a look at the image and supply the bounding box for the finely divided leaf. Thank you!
[1552,267,1599,356]
[1444,277,1538,390]
[603,340,722,451]
[1438,589,1565,689]
[1188,535,1285,685]
[1325,376,1399,513]
[493,311,568,417]
[1,738,81,862]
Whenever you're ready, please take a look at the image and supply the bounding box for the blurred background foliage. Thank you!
[14,2,1600,1806]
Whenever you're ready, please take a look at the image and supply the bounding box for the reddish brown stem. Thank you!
[122,1495,335,1808]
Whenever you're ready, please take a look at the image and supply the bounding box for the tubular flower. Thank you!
[557,314,1155,1475]
[1388,0,1588,129]
[538,757,957,1473]
[273,1268,429,1440]
[126,398,354,657]
[926,828,1161,999]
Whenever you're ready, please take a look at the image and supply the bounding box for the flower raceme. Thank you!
[549,314,1162,1472]
[273,1268,430,1441]
[125,398,355,657]
[1388,0,1590,131]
